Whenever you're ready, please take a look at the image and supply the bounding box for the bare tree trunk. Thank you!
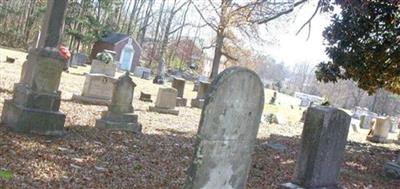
[148,0,166,66]
[127,0,139,34]
[138,0,154,45]
[210,29,224,79]
[209,0,231,80]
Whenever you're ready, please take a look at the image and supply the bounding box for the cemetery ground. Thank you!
[0,48,400,188]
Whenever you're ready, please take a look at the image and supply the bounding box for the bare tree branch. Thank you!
[255,0,308,24]
[295,0,321,37]
[192,2,218,31]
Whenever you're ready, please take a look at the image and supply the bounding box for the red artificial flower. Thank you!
[59,46,71,60]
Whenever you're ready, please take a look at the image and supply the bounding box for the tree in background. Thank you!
[316,0,400,94]
[193,0,322,79]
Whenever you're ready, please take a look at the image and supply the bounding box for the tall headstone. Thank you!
[190,81,211,108]
[281,106,351,189]
[184,67,264,189]
[1,0,68,136]
[38,0,68,49]
[95,72,141,133]
[172,77,187,106]
[149,88,179,115]
[367,117,391,143]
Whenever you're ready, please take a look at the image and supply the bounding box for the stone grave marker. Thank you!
[281,106,351,189]
[96,72,141,133]
[184,67,264,189]
[72,74,117,105]
[1,0,68,136]
[367,116,391,143]
[191,81,211,108]
[139,92,152,102]
[149,87,179,115]
[90,59,116,77]
[172,77,187,106]
[5,56,15,63]
[70,53,88,67]
[73,53,118,105]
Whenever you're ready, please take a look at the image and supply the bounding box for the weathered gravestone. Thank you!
[366,117,391,143]
[184,67,264,189]
[90,59,116,77]
[5,56,16,63]
[95,72,141,133]
[149,87,179,115]
[191,81,211,108]
[1,0,68,136]
[70,53,88,67]
[72,74,117,105]
[172,77,187,106]
[139,91,152,102]
[281,106,351,189]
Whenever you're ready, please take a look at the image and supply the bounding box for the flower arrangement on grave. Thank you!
[96,51,114,64]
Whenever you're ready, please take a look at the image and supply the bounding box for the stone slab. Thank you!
[1,100,65,136]
[366,135,389,143]
[12,83,61,111]
[280,182,342,189]
[96,119,141,133]
[149,106,179,116]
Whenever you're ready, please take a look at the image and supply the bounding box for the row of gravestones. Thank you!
[145,78,211,116]
[68,58,190,117]
[4,0,398,186]
[2,48,399,187]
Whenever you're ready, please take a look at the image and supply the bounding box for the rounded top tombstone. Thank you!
[198,67,265,141]
[185,67,264,189]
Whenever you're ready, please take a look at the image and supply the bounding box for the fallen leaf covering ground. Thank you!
[0,47,400,188]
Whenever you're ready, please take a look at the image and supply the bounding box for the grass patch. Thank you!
[0,170,14,180]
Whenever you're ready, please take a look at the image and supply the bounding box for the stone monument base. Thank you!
[95,111,142,133]
[366,135,388,143]
[2,99,65,136]
[190,98,204,108]
[72,94,110,105]
[384,161,400,179]
[149,106,179,115]
[176,97,187,107]
[280,183,342,189]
